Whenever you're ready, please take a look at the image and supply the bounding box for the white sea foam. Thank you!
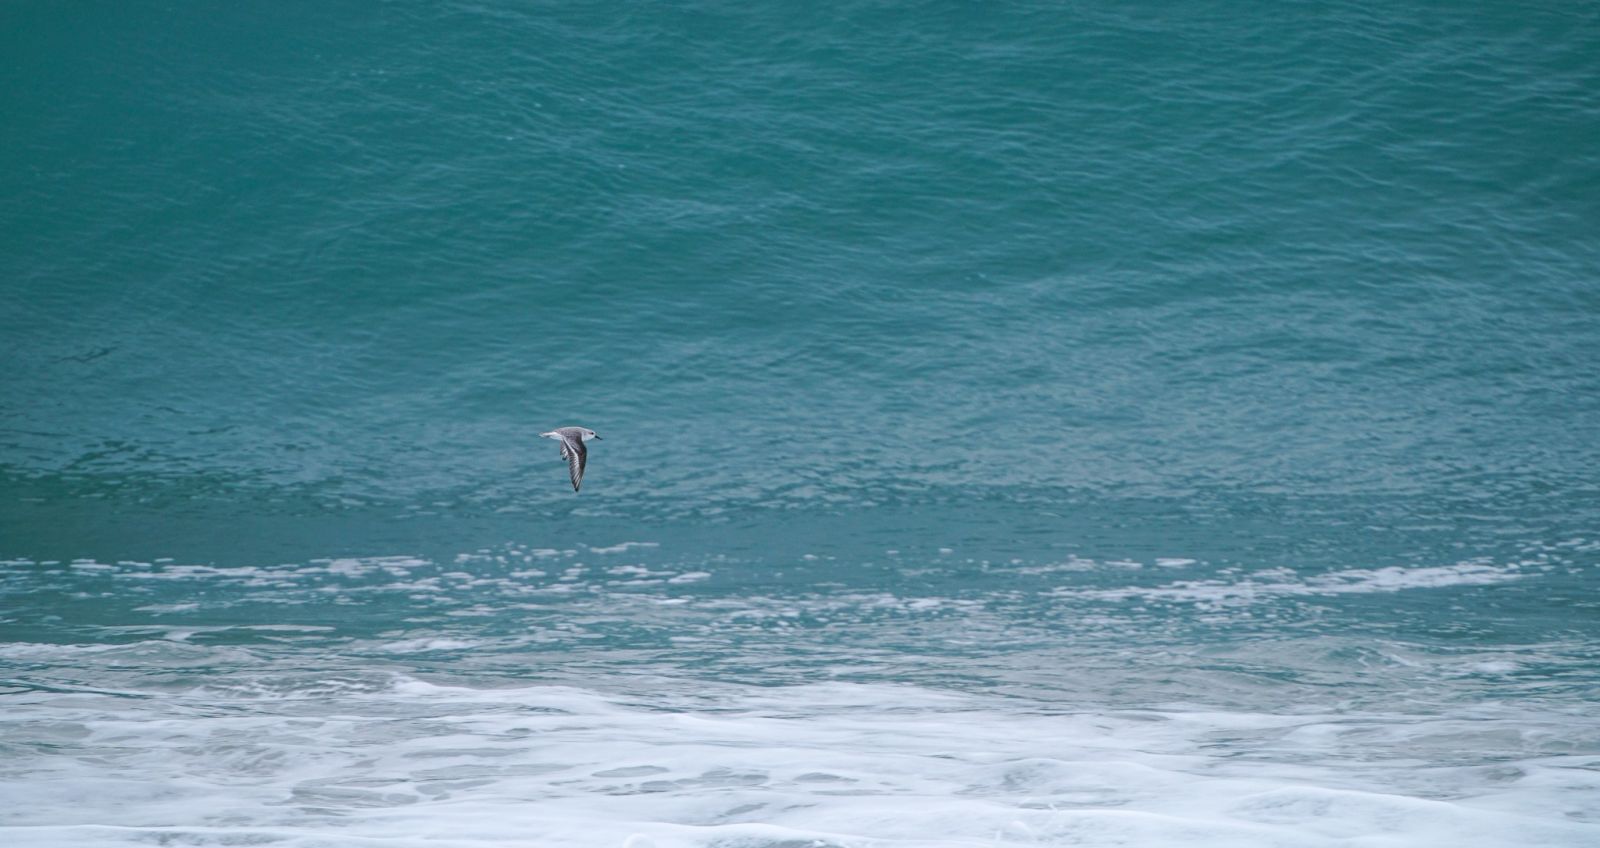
[2,548,1594,846]
[0,641,133,658]
[380,638,486,653]
[667,571,711,584]
[0,678,1594,847]
[1063,561,1525,604]
[589,542,662,555]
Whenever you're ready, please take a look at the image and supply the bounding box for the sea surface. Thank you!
[3,2,1599,846]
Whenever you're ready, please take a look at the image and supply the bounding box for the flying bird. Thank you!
[540,426,601,492]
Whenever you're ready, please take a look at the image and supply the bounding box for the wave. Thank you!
[2,679,1595,847]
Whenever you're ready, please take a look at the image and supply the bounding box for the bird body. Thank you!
[540,426,601,492]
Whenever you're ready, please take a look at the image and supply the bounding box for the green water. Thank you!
[2,2,1598,845]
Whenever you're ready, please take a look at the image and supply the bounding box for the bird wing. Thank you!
[561,433,587,492]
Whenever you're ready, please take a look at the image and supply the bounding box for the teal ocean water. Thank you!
[3,3,1599,846]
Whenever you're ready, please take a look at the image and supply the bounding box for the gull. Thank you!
[540,426,602,492]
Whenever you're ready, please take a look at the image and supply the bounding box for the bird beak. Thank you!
[594,435,603,440]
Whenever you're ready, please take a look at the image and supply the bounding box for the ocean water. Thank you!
[3,2,1599,846]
